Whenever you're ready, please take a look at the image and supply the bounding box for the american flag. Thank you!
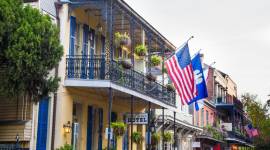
[245,124,259,137]
[165,43,197,105]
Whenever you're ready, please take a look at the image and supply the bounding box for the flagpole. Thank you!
[165,36,194,60]
[191,49,203,59]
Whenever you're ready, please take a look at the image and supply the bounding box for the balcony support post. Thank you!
[162,107,165,150]
[147,102,151,150]
[129,18,135,66]
[147,33,152,72]
[130,95,134,150]
[107,87,113,150]
[108,0,114,61]
[173,111,176,149]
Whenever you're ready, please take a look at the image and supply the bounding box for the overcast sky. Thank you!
[125,0,270,103]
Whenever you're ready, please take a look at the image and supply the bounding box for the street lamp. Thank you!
[63,121,72,134]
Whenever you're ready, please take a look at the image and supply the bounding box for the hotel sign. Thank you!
[126,113,148,125]
[221,123,232,131]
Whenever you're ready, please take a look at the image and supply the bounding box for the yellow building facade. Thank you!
[53,0,177,149]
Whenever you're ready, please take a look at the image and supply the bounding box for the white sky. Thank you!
[125,0,270,103]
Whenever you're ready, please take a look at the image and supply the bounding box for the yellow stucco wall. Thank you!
[55,87,148,150]
[55,5,150,150]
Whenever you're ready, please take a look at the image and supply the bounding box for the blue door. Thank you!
[68,16,76,78]
[89,28,95,79]
[87,106,94,150]
[98,108,103,150]
[81,24,89,79]
[36,98,49,150]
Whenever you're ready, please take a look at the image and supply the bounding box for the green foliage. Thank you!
[204,125,223,141]
[102,147,116,150]
[114,32,130,47]
[151,55,162,66]
[131,132,143,144]
[0,0,63,102]
[135,44,147,56]
[241,93,270,149]
[151,132,160,145]
[111,121,126,137]
[56,144,73,150]
[163,132,173,143]
[0,0,23,55]
[166,84,175,91]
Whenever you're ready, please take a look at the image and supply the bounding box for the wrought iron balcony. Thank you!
[227,130,252,144]
[65,55,176,106]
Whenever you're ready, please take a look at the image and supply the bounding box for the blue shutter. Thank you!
[36,98,49,150]
[68,16,76,78]
[98,108,103,150]
[89,28,95,79]
[81,24,89,79]
[87,106,94,150]
[100,35,105,79]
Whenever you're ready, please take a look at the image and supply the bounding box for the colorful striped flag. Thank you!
[165,43,197,105]
[245,124,259,137]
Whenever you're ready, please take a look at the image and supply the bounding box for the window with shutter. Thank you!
[68,16,76,78]
[75,23,82,55]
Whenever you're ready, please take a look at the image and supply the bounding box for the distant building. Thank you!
[191,62,254,150]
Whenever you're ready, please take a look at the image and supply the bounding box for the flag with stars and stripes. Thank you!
[165,43,197,105]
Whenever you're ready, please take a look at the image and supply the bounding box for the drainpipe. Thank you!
[51,1,62,149]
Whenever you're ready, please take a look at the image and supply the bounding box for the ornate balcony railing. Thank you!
[227,130,252,143]
[65,55,176,106]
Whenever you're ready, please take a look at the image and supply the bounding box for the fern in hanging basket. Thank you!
[131,132,144,144]
[56,144,73,150]
[151,55,162,66]
[135,44,147,57]
[114,32,130,47]
[111,122,126,137]
[166,84,175,91]
[151,133,160,146]
[163,132,173,143]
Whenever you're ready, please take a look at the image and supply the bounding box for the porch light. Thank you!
[63,121,72,134]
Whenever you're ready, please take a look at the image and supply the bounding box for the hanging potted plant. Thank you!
[151,133,160,147]
[56,144,73,150]
[135,44,147,57]
[163,131,173,143]
[166,84,175,92]
[114,32,130,47]
[151,55,162,66]
[111,122,126,137]
[146,73,156,82]
[131,132,144,145]
[120,60,132,69]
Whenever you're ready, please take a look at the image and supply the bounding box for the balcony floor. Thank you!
[65,79,177,110]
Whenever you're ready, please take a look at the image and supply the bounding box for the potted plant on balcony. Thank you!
[151,55,162,66]
[114,32,130,47]
[163,131,173,143]
[146,73,156,82]
[111,121,126,137]
[151,133,160,148]
[56,144,73,150]
[135,44,147,58]
[120,60,132,69]
[131,132,144,145]
[166,84,175,92]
